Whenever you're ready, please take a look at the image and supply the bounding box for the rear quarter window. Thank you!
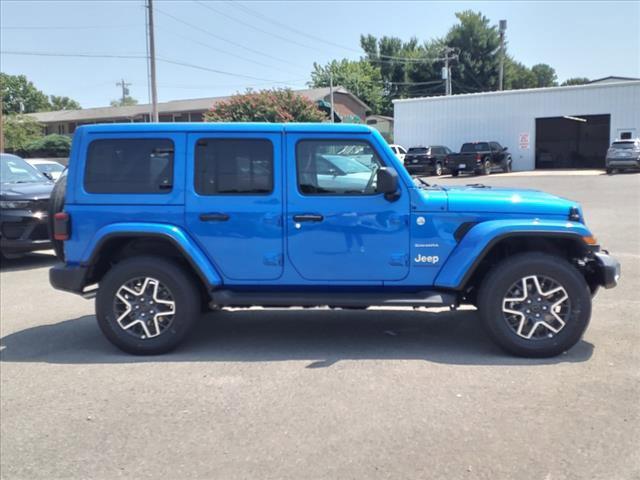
[84,138,174,194]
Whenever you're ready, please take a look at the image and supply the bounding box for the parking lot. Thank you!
[1,172,639,479]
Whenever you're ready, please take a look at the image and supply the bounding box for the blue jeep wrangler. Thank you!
[49,123,620,357]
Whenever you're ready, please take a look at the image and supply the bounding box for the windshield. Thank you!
[611,142,636,149]
[321,155,371,174]
[1,155,48,184]
[461,143,490,152]
[34,163,65,174]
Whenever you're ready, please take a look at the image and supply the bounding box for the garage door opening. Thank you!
[535,114,610,169]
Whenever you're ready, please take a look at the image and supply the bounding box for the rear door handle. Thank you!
[200,213,230,222]
[293,214,324,222]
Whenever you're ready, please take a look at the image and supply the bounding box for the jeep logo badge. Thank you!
[414,254,439,264]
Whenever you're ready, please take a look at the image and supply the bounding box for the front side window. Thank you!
[296,140,384,195]
[85,138,174,194]
[195,138,273,195]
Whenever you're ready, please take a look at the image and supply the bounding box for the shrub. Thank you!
[24,134,72,158]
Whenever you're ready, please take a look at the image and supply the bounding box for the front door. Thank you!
[185,132,283,281]
[285,134,410,282]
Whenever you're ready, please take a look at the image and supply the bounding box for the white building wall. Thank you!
[393,81,640,171]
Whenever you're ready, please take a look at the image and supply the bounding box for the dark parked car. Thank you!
[446,142,513,176]
[403,145,452,176]
[0,153,54,258]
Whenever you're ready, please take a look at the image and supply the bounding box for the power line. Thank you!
[0,50,306,84]
[225,1,448,64]
[1,25,137,30]
[153,6,303,69]
[193,1,322,53]
[155,25,287,72]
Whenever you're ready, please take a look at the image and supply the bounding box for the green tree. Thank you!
[204,88,327,123]
[561,77,590,86]
[360,34,442,112]
[0,73,51,114]
[49,95,81,111]
[504,58,536,90]
[445,10,501,93]
[309,59,384,114]
[24,134,72,157]
[2,114,44,153]
[110,96,138,107]
[530,64,558,88]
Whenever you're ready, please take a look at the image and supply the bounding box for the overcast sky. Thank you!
[1,0,638,108]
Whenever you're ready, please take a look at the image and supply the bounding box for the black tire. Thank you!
[504,158,512,173]
[451,170,459,177]
[96,256,201,355]
[434,162,443,176]
[482,159,491,175]
[606,168,615,175]
[477,253,591,357]
[47,170,67,261]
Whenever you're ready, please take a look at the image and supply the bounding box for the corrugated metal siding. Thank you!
[394,82,640,171]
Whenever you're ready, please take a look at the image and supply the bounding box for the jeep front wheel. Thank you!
[477,253,591,357]
[96,256,200,355]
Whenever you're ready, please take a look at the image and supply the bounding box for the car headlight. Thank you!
[0,200,32,209]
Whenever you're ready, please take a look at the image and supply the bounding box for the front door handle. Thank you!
[293,214,324,222]
[200,212,230,222]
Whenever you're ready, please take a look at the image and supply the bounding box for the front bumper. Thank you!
[50,263,88,294]
[592,251,620,289]
[0,209,52,254]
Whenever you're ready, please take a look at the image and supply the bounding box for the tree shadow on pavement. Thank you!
[0,308,594,367]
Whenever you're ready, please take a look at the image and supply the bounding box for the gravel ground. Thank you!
[1,172,639,480]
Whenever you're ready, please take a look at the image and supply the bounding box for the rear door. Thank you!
[185,132,284,281]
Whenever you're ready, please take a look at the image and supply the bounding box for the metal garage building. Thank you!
[393,80,640,171]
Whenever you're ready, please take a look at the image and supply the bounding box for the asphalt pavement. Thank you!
[1,171,639,479]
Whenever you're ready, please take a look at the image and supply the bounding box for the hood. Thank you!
[0,181,54,200]
[443,185,578,217]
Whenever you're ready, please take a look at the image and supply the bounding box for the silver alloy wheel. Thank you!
[502,275,571,340]
[435,163,443,176]
[113,277,176,339]
[484,160,491,175]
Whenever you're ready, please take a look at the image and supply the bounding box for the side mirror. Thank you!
[502,146,508,151]
[42,172,54,181]
[376,167,400,201]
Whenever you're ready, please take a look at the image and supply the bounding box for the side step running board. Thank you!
[211,290,458,308]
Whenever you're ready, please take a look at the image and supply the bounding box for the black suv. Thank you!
[1,153,54,258]
[403,145,452,176]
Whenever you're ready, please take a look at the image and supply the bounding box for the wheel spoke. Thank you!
[113,276,176,340]
[501,274,571,340]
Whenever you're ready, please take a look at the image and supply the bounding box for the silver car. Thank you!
[606,139,640,173]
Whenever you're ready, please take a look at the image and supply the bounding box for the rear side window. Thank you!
[194,139,273,195]
[85,138,174,194]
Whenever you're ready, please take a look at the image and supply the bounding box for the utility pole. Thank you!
[498,20,507,91]
[147,0,159,122]
[441,47,458,96]
[0,97,4,153]
[329,70,335,123]
[116,79,131,106]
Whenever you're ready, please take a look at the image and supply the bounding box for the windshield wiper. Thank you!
[414,177,430,188]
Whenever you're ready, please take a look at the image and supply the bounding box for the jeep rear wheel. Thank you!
[96,256,200,355]
[477,253,591,357]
